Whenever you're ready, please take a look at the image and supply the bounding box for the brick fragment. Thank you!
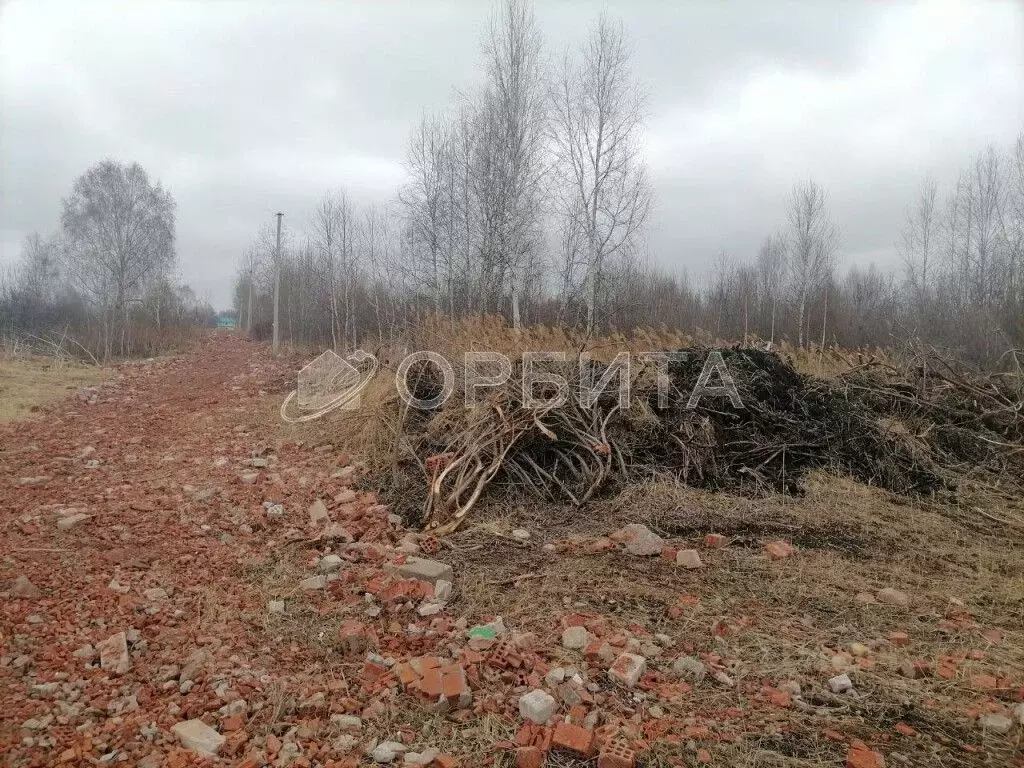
[338,620,375,655]
[845,740,884,768]
[552,722,594,756]
[515,746,544,768]
[764,540,795,559]
[597,738,635,768]
[608,653,646,687]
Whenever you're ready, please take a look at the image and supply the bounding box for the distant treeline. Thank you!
[232,0,1023,368]
[0,160,215,361]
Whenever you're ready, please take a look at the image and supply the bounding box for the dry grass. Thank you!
[0,353,107,422]
[438,473,1023,767]
[265,320,1023,766]
[241,464,1023,765]
[275,317,919,475]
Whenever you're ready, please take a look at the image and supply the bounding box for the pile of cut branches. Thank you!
[836,352,1023,480]
[368,347,1023,534]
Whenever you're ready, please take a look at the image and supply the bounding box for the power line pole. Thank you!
[273,211,283,354]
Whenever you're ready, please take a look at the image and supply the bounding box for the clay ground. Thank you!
[1,333,1021,768]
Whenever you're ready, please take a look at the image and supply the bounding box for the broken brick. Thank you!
[567,704,587,724]
[970,673,999,692]
[515,746,544,768]
[515,724,537,747]
[763,687,791,708]
[597,738,635,768]
[845,740,884,768]
[420,536,441,554]
[764,540,795,559]
[888,631,910,647]
[489,641,523,669]
[398,656,471,709]
[608,653,646,687]
[338,620,375,655]
[552,722,594,756]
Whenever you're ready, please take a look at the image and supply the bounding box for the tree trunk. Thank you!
[820,283,829,350]
[797,293,806,348]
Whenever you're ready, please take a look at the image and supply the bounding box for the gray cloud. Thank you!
[2,0,1022,307]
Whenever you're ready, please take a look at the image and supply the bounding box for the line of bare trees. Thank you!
[234,0,1022,367]
[237,0,651,343]
[0,160,214,360]
[663,134,1023,363]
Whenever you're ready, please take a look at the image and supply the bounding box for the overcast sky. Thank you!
[2,0,1022,309]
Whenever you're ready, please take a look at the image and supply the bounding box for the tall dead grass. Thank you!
[285,316,900,459]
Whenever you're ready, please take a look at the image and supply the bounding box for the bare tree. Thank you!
[16,232,61,305]
[400,116,449,315]
[61,160,175,357]
[480,0,547,329]
[550,12,650,334]
[755,233,786,345]
[310,192,348,349]
[237,243,261,333]
[898,175,938,321]
[785,180,836,347]
[843,264,894,346]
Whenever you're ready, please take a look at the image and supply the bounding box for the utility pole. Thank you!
[273,212,283,354]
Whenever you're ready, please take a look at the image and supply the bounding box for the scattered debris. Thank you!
[519,689,557,724]
[372,741,408,763]
[97,631,130,675]
[829,673,854,693]
[392,557,454,584]
[9,575,42,600]
[978,713,1014,735]
[876,587,911,608]
[561,626,588,650]
[675,548,703,569]
[56,512,90,530]
[0,333,1018,768]
[171,719,225,757]
[309,498,329,524]
[612,524,665,556]
[671,656,707,683]
[608,653,646,687]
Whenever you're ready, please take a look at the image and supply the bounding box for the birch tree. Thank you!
[60,160,176,357]
[785,180,836,347]
[550,12,650,334]
[238,243,259,333]
[400,116,449,314]
[898,175,938,321]
[17,232,61,305]
[755,233,785,345]
[479,0,547,329]
[311,192,347,349]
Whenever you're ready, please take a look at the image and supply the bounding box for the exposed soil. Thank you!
[1,334,1021,768]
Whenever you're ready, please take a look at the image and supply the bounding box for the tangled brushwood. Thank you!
[361,347,1024,534]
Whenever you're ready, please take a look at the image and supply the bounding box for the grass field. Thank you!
[0,354,107,422]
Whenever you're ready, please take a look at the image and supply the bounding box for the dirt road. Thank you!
[0,334,366,765]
